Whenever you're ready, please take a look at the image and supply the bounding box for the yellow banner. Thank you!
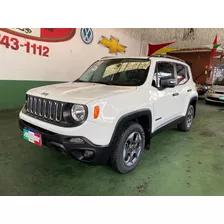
[153,48,177,55]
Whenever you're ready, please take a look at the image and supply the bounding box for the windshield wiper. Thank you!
[74,80,120,85]
[73,79,87,83]
[73,79,112,85]
[90,81,113,85]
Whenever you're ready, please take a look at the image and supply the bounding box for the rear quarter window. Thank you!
[176,63,190,85]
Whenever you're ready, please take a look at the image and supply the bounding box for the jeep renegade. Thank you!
[19,55,198,173]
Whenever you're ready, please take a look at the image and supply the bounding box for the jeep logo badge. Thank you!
[41,92,49,96]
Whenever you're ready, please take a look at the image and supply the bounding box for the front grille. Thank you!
[207,96,224,102]
[215,91,224,94]
[25,95,64,123]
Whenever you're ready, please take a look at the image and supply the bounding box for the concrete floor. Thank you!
[0,99,223,196]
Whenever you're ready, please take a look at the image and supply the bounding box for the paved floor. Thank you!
[0,99,223,196]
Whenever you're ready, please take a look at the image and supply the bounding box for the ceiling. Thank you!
[116,28,224,49]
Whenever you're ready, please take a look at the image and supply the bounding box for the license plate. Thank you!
[219,96,224,100]
[23,128,42,146]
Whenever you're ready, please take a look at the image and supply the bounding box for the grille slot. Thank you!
[207,96,224,102]
[26,95,64,123]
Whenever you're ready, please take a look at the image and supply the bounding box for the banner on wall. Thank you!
[147,42,174,56]
[153,47,177,55]
[0,28,76,58]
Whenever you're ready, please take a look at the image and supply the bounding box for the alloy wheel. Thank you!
[187,106,194,128]
[122,132,143,167]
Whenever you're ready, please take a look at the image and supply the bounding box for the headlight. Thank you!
[71,104,86,122]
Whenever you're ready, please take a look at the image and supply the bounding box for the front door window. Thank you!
[152,62,175,88]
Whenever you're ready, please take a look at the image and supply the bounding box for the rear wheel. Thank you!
[111,122,145,174]
[177,105,194,132]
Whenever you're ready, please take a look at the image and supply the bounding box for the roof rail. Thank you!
[150,54,185,63]
[101,56,116,59]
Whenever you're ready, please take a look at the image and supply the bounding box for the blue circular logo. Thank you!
[80,28,94,44]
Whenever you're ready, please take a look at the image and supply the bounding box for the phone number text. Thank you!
[0,34,50,57]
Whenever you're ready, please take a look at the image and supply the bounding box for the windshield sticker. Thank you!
[125,62,141,71]
[118,63,128,72]
[103,64,120,77]
[138,61,151,69]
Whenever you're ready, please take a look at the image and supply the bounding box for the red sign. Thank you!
[0,28,76,42]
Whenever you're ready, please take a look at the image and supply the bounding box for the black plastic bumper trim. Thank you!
[19,119,113,165]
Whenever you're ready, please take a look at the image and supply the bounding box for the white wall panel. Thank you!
[0,28,142,81]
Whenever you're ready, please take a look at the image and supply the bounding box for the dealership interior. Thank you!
[0,28,223,196]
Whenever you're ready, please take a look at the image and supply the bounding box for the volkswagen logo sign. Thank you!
[80,28,94,44]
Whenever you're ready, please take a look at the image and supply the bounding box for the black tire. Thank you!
[177,105,194,132]
[111,122,145,174]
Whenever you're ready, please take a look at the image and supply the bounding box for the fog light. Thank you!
[84,150,94,158]
[69,138,84,144]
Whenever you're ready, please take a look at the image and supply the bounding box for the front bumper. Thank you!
[205,94,224,104]
[19,119,113,165]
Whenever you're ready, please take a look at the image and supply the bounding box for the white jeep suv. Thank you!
[19,55,198,173]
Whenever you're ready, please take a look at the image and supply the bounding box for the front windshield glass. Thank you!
[213,76,224,86]
[75,58,151,86]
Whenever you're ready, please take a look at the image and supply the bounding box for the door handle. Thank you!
[172,93,179,97]
[187,89,192,92]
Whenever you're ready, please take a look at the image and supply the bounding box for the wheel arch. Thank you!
[109,109,152,146]
[189,96,198,117]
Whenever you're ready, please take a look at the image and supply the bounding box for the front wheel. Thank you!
[177,105,194,132]
[111,122,145,174]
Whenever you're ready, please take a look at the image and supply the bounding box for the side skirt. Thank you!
[151,116,185,138]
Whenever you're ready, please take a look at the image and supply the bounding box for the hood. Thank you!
[26,82,137,104]
[212,85,224,92]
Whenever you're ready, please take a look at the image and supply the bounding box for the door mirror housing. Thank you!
[160,77,176,88]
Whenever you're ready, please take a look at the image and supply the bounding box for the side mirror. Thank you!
[160,77,176,88]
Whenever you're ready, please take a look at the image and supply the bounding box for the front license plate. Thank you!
[23,128,42,146]
[219,96,224,100]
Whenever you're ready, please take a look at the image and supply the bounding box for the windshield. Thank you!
[75,58,151,86]
[213,76,224,86]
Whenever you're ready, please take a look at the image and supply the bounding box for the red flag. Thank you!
[211,48,217,58]
[210,35,220,58]
[147,42,174,56]
[213,34,218,45]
